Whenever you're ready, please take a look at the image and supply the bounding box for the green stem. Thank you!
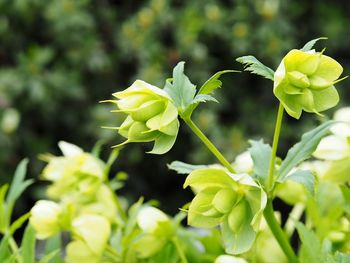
[9,237,22,263]
[172,237,188,263]
[263,199,298,263]
[183,118,236,173]
[267,103,284,192]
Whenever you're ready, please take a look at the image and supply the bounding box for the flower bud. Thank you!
[108,80,179,154]
[29,200,62,239]
[274,49,345,119]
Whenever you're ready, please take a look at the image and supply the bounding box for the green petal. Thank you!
[146,102,178,131]
[184,168,236,192]
[227,200,250,233]
[221,220,256,255]
[212,188,238,214]
[159,119,179,136]
[274,83,302,119]
[309,75,333,90]
[298,88,316,113]
[117,94,153,111]
[314,54,343,81]
[311,86,339,113]
[118,116,134,138]
[287,71,310,89]
[128,122,158,142]
[284,49,319,75]
[148,133,177,154]
[129,100,165,122]
[188,189,224,228]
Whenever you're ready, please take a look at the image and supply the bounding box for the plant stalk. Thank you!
[267,103,284,192]
[263,199,298,263]
[183,118,236,173]
[172,237,188,263]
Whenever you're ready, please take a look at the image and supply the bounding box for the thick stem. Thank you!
[183,118,236,173]
[263,199,298,263]
[267,103,284,192]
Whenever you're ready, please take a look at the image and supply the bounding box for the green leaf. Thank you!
[9,212,30,235]
[164,62,196,112]
[0,235,11,262]
[279,170,315,195]
[44,234,62,263]
[300,37,328,52]
[236,56,274,80]
[277,121,335,181]
[0,184,9,232]
[191,94,218,104]
[22,225,36,263]
[38,250,60,263]
[248,140,271,186]
[198,70,238,95]
[167,161,209,174]
[295,222,325,263]
[5,159,33,228]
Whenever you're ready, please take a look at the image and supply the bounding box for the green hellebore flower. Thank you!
[184,168,267,254]
[41,141,106,201]
[109,80,179,154]
[274,49,345,119]
[29,200,62,239]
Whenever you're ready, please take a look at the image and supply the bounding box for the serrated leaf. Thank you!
[167,161,209,174]
[279,170,315,195]
[22,225,35,263]
[191,94,218,104]
[163,62,196,112]
[248,140,271,186]
[198,70,238,95]
[300,37,328,52]
[236,56,274,80]
[277,121,335,182]
[295,222,325,263]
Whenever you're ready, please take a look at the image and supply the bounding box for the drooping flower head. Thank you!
[107,80,179,154]
[274,49,345,119]
[184,168,267,254]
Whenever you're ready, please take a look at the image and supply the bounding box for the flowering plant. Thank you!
[1,38,349,263]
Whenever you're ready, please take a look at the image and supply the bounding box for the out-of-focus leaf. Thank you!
[277,121,335,182]
[248,139,271,186]
[22,225,36,263]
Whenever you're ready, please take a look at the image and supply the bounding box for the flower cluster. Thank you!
[274,49,345,119]
[107,80,179,154]
[29,142,117,262]
[184,168,267,254]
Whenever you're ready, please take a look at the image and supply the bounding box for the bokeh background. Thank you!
[1,0,350,216]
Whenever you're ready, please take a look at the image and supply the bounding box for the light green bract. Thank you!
[108,80,179,154]
[274,49,344,119]
[184,168,267,254]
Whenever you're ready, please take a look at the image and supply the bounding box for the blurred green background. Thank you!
[1,0,350,215]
